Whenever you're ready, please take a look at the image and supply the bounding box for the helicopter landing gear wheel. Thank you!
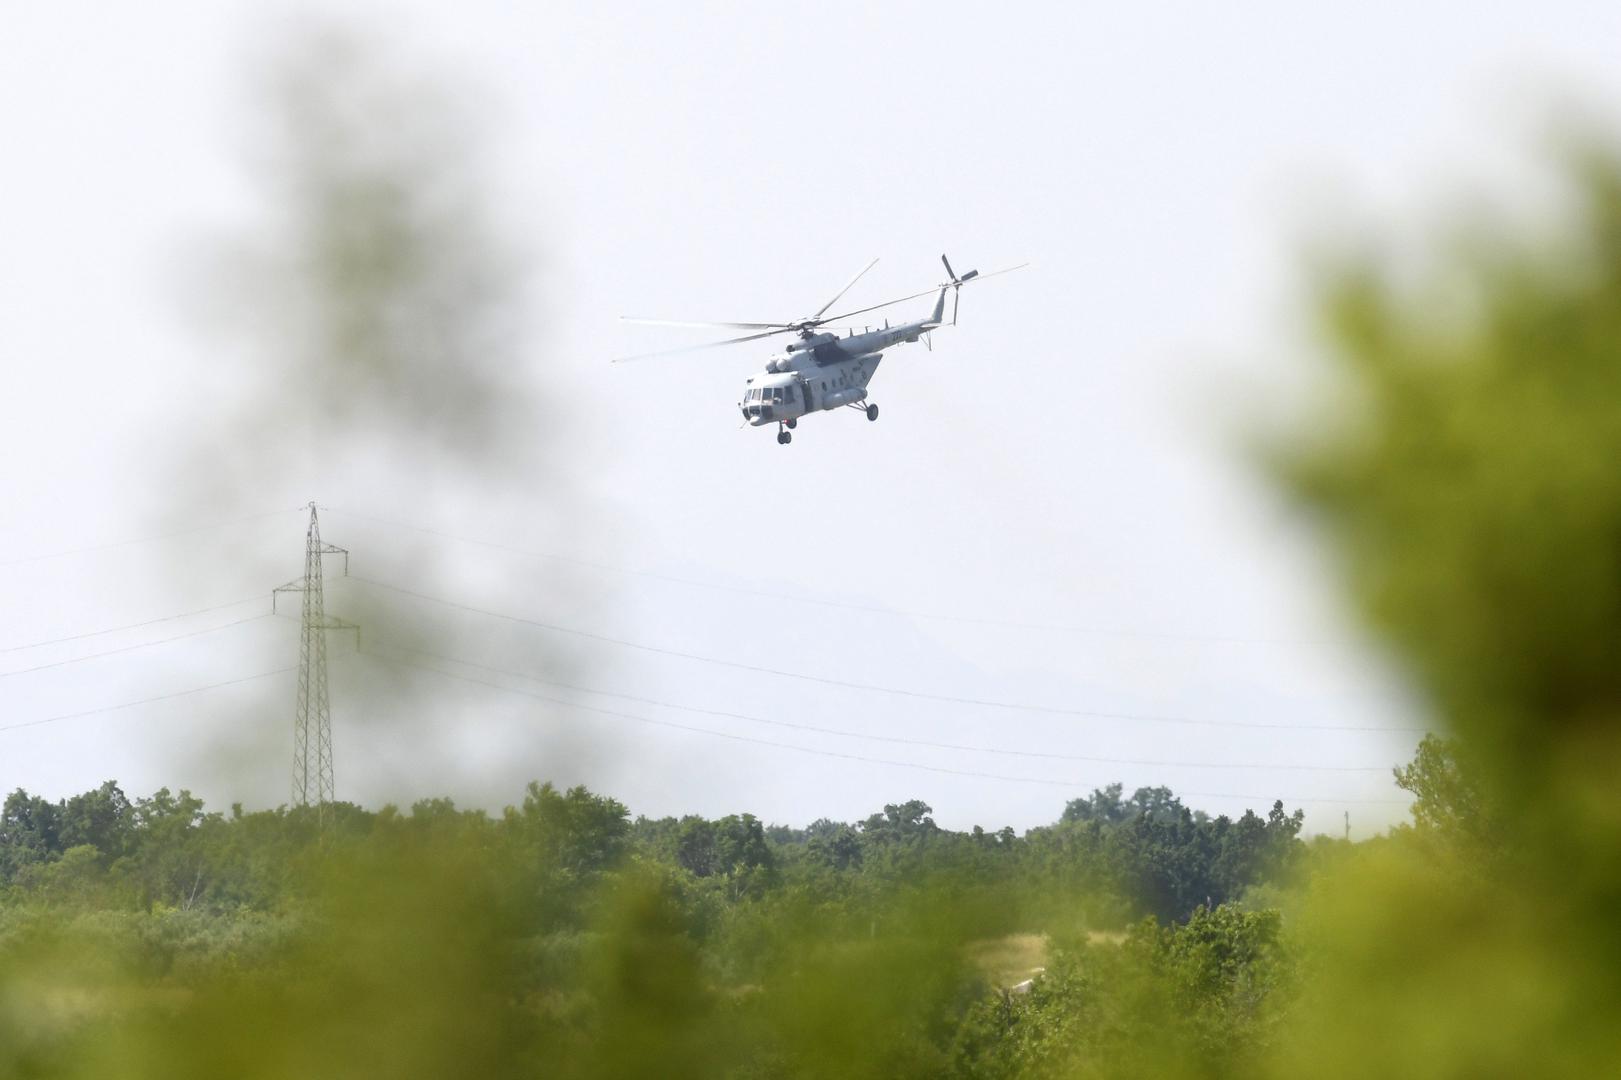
[777,429,792,445]
[785,418,797,429]
[866,403,879,421]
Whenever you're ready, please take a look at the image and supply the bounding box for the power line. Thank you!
[378,642,1394,774]
[0,613,274,680]
[346,575,1429,735]
[363,649,1409,807]
[325,506,1330,648]
[0,506,304,570]
[0,667,295,734]
[0,594,270,655]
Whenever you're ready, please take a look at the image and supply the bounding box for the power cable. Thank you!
[379,642,1394,773]
[0,666,295,734]
[362,649,1410,807]
[325,506,1329,648]
[0,594,270,655]
[0,613,274,679]
[345,575,1429,735]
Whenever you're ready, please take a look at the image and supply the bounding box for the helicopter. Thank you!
[618,255,1026,444]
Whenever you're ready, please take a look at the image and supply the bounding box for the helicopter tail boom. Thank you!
[929,287,947,326]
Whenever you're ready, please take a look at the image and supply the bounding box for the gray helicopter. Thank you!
[619,255,1025,444]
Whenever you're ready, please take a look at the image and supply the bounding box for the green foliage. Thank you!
[1391,733,1498,847]
[0,775,1306,1078]
[951,906,1292,1079]
[1278,145,1621,828]
[1260,141,1621,1075]
[1031,787,1302,923]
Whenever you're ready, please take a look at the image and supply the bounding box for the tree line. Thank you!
[0,779,1305,926]
[0,773,1322,1078]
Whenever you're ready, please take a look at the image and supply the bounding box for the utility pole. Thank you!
[274,503,356,815]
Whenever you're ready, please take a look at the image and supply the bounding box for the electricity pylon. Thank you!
[274,503,356,812]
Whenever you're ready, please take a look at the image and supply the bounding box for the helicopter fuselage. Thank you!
[738,304,940,427]
[621,253,1025,444]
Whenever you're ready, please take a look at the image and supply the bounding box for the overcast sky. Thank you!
[4,1,1620,836]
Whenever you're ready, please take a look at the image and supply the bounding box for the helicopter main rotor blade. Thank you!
[620,316,792,331]
[941,253,958,283]
[821,263,1029,325]
[613,327,791,363]
[821,286,943,324]
[812,257,880,319]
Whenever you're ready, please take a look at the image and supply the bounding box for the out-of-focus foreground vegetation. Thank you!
[1253,141,1621,1077]
[0,777,1308,1078]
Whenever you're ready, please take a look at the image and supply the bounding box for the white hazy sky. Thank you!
[4,1,1620,837]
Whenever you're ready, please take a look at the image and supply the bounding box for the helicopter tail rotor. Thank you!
[941,254,1023,325]
[941,254,977,325]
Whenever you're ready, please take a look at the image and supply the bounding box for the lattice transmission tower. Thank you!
[274,503,356,810]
